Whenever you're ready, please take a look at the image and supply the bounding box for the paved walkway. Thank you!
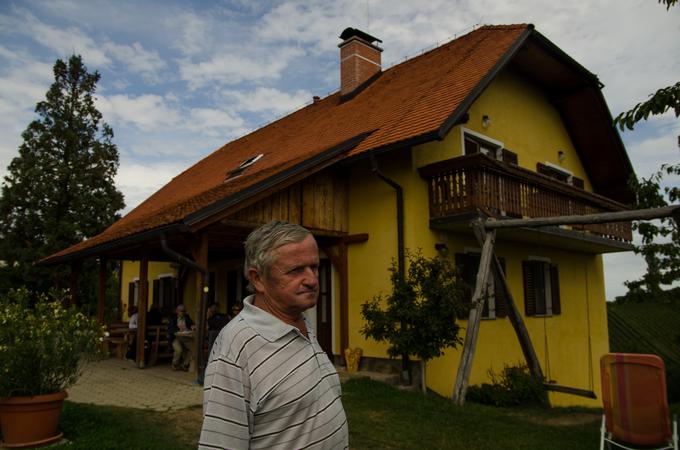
[68,358,203,411]
[68,357,404,412]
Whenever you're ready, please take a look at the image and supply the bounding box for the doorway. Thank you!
[316,259,333,358]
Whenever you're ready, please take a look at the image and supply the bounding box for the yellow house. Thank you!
[46,24,634,407]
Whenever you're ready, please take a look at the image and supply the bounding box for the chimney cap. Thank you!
[339,27,382,44]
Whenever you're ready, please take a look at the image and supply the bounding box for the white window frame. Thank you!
[461,127,504,160]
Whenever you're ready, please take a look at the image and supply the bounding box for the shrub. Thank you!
[466,364,548,407]
[0,288,104,397]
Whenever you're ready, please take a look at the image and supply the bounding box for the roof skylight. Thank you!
[226,153,264,181]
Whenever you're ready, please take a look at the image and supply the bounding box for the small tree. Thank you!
[361,250,465,393]
[0,55,124,304]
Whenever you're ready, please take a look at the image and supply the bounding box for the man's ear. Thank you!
[248,267,266,293]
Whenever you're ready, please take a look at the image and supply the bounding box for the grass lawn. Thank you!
[50,377,678,449]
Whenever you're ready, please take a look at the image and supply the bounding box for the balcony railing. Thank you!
[418,154,632,243]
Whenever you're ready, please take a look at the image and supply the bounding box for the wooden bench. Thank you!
[148,325,172,366]
[103,323,132,359]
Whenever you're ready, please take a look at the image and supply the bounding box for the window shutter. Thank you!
[550,264,561,315]
[128,282,135,311]
[494,258,508,318]
[152,279,160,306]
[523,261,537,316]
[464,136,479,155]
[502,149,518,165]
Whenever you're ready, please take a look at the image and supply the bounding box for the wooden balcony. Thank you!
[418,154,632,245]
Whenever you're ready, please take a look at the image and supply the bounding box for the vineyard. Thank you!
[607,302,680,366]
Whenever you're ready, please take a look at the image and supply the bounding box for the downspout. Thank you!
[159,233,209,381]
[370,154,410,385]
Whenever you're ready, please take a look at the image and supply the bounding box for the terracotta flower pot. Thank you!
[0,391,67,448]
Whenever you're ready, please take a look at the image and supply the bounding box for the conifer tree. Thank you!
[0,55,124,299]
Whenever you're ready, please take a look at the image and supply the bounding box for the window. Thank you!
[226,153,264,180]
[522,259,561,316]
[128,279,139,309]
[537,162,584,189]
[152,276,177,312]
[464,134,501,158]
[537,162,570,183]
[571,176,584,189]
[455,252,508,319]
[463,131,518,165]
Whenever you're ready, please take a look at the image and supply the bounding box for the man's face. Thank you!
[252,234,320,316]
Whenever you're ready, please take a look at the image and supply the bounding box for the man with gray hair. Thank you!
[199,220,349,449]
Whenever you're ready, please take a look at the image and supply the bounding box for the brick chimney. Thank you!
[338,27,383,97]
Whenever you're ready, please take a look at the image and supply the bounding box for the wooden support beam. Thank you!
[474,225,543,381]
[97,258,107,324]
[483,205,680,230]
[136,252,149,368]
[452,228,495,405]
[191,232,209,376]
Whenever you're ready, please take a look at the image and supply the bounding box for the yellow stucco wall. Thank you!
[347,69,608,407]
[413,71,592,191]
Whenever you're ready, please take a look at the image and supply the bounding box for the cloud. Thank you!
[185,107,247,137]
[115,160,187,212]
[224,86,311,115]
[166,11,214,58]
[178,46,305,90]
[10,8,111,66]
[623,114,680,179]
[96,94,181,131]
[102,41,167,82]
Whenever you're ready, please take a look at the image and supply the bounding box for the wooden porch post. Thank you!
[136,252,149,368]
[191,232,209,375]
[97,258,107,324]
[452,228,495,405]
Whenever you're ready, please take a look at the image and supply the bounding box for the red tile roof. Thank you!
[44,24,532,263]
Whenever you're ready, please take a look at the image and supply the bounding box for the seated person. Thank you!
[168,304,194,371]
[125,306,138,360]
[147,303,163,327]
[206,303,230,357]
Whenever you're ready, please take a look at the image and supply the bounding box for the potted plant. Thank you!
[0,288,103,447]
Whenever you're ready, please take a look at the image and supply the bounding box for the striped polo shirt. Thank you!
[199,296,348,450]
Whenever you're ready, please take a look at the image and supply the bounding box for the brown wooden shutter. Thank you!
[152,279,160,306]
[502,149,518,165]
[464,136,480,155]
[128,282,135,312]
[494,258,508,318]
[550,264,561,315]
[523,260,537,316]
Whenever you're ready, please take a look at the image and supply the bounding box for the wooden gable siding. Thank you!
[231,169,348,232]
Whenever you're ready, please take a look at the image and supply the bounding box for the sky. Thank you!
[0,0,678,299]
